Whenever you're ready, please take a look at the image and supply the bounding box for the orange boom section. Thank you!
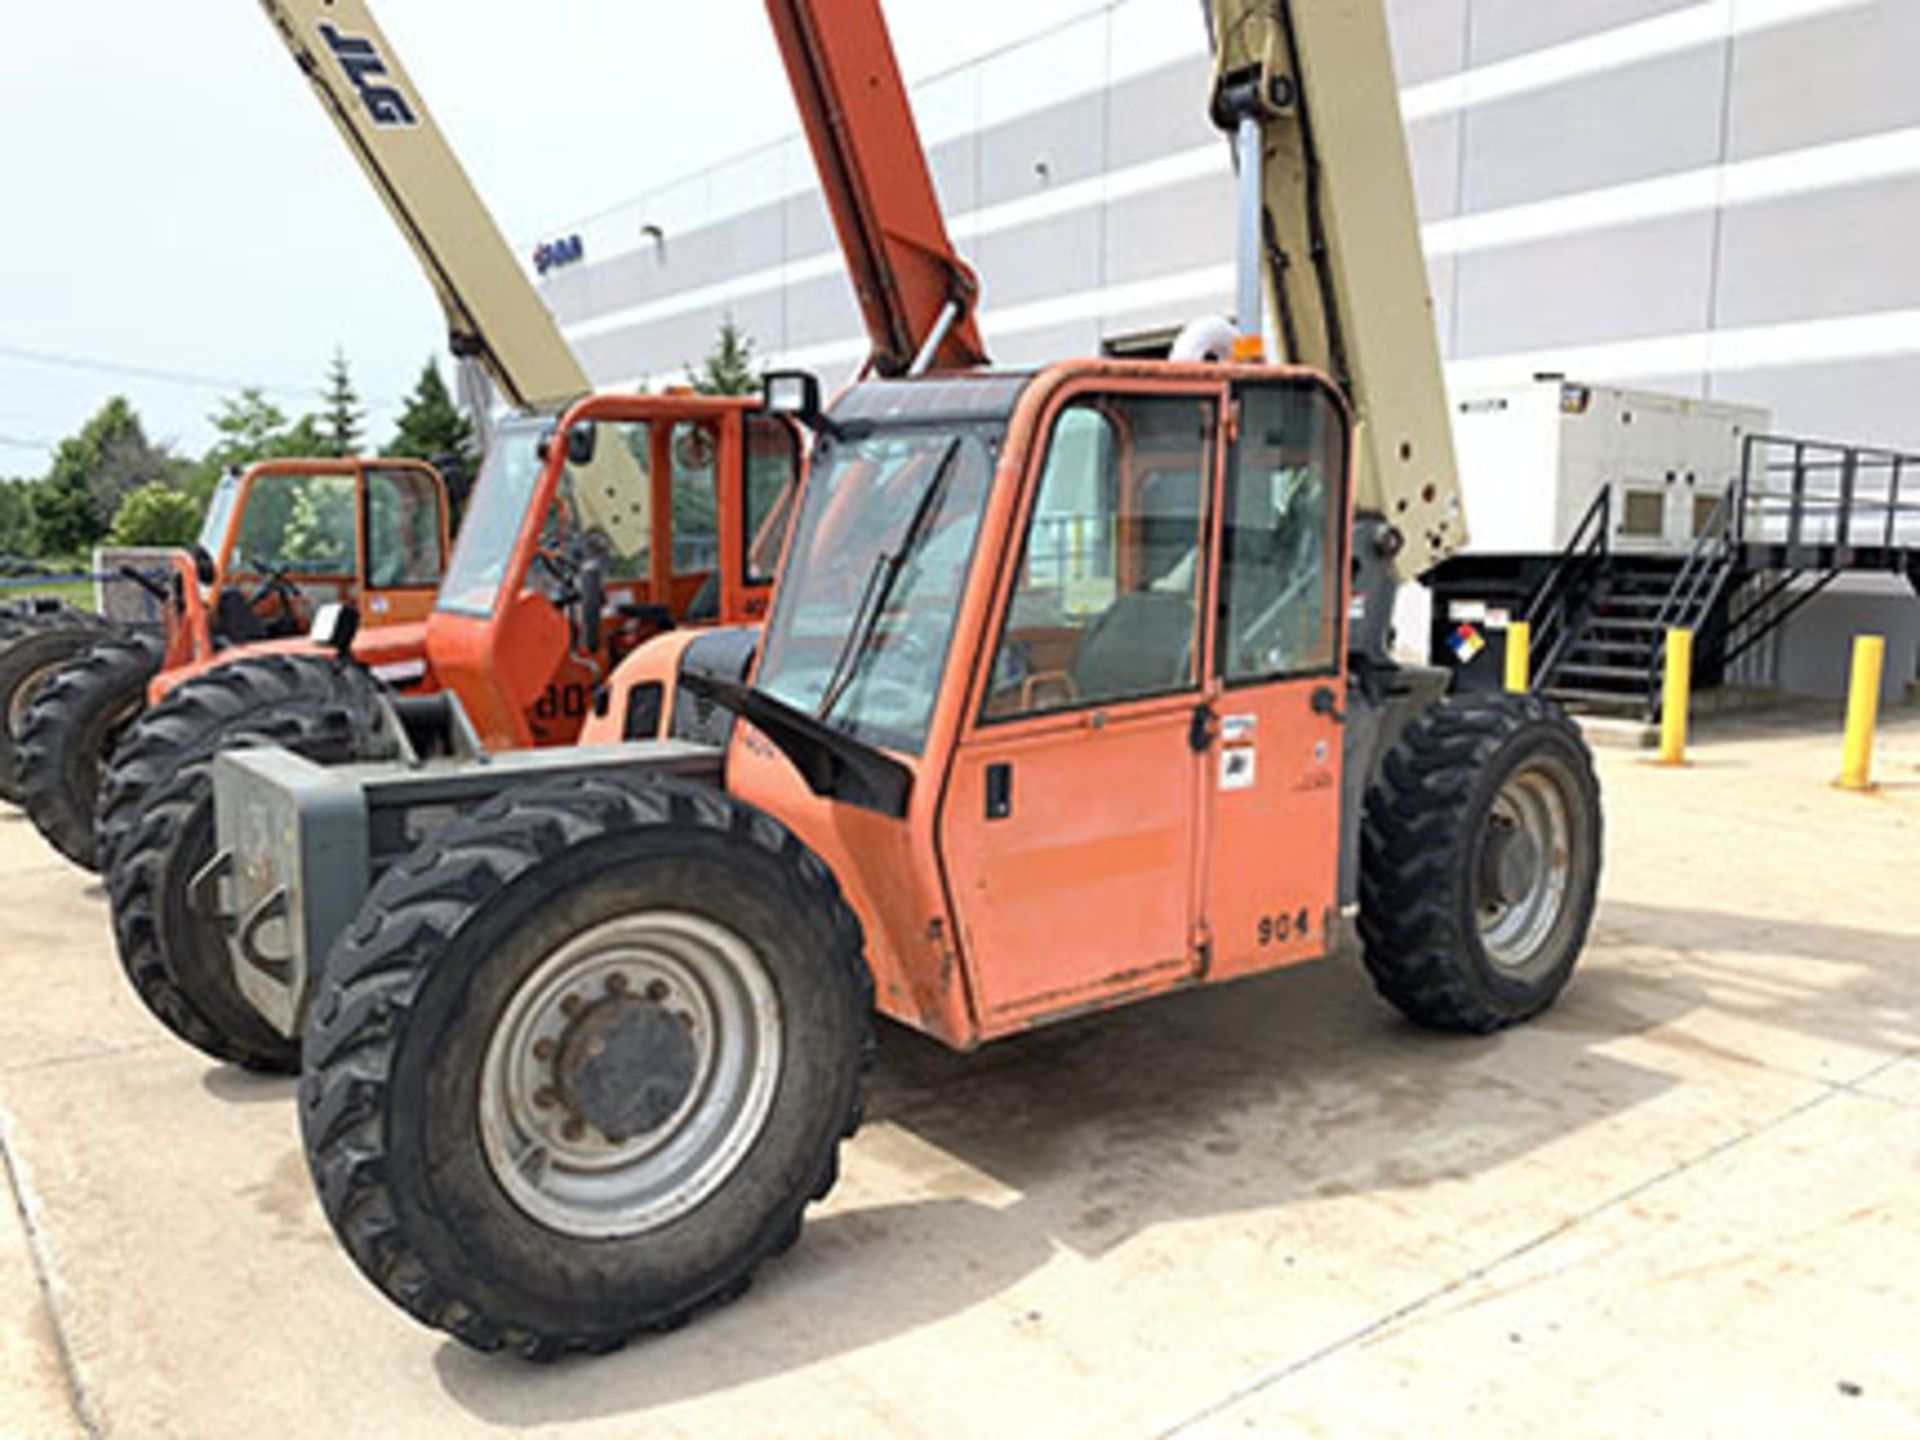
[766,0,988,376]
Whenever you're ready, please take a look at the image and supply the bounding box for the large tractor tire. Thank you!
[1358,691,1602,1033]
[100,655,401,1072]
[0,605,116,805]
[17,631,164,870]
[301,773,871,1359]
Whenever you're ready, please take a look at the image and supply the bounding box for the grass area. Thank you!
[0,577,97,612]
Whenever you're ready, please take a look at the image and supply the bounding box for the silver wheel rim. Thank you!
[479,910,782,1239]
[1475,762,1574,980]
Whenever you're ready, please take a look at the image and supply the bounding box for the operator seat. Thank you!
[1068,590,1194,701]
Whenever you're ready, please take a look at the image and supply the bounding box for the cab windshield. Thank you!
[756,425,997,755]
[436,417,552,617]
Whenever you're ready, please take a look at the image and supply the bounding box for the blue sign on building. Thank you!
[534,234,586,275]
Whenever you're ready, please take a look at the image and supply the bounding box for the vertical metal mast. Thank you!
[1208,0,1467,579]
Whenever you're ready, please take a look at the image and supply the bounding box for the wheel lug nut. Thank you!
[534,1086,558,1109]
[645,979,670,1003]
[606,973,630,996]
[676,1011,695,1028]
[560,994,583,1018]
[562,1117,586,1142]
[532,1039,556,1062]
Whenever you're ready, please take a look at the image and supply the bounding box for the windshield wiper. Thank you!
[817,436,964,722]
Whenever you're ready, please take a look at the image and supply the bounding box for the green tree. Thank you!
[387,358,478,469]
[29,397,177,558]
[186,389,329,500]
[108,483,204,547]
[0,482,33,557]
[321,349,364,458]
[686,315,760,396]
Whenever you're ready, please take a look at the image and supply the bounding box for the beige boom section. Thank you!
[257,0,644,551]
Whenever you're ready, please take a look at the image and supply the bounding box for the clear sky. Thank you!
[0,0,1115,475]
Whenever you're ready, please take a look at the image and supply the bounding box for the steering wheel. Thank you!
[244,561,303,630]
[531,541,581,601]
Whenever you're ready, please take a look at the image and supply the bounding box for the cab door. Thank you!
[1197,379,1351,980]
[940,385,1223,1032]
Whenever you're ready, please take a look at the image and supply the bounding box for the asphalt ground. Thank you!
[2,706,1917,1438]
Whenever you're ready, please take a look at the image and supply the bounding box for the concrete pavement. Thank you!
[2,709,1916,1438]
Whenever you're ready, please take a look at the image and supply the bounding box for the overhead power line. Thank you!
[0,341,405,408]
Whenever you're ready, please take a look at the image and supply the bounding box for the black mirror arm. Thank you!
[678,672,912,819]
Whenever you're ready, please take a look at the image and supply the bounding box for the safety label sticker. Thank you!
[1220,745,1257,792]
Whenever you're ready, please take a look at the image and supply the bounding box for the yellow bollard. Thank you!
[1505,620,1531,695]
[1838,635,1886,792]
[1657,628,1693,766]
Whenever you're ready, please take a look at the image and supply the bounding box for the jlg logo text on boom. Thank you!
[319,24,417,127]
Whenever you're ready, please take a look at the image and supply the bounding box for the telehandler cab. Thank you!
[14,456,450,870]
[204,0,1603,1358]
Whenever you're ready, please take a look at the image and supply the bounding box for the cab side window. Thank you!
[236,473,357,576]
[1219,384,1345,682]
[983,394,1214,721]
[669,422,720,573]
[744,415,801,585]
[365,467,444,587]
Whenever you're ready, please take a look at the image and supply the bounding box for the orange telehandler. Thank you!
[14,456,449,869]
[92,0,803,1073]
[204,0,1602,1358]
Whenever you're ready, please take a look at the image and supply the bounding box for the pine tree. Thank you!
[387,358,478,469]
[686,315,760,396]
[321,349,365,457]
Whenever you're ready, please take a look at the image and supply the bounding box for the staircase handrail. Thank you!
[1520,486,1611,685]
[1645,480,1739,718]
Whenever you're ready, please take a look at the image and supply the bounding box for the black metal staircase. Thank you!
[1521,434,1920,724]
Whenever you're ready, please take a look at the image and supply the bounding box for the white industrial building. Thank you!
[533,0,1920,700]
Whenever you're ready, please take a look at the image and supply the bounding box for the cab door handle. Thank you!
[1188,703,1215,753]
[985,762,1013,820]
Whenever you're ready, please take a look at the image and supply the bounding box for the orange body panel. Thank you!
[942,701,1203,1023]
[579,628,709,746]
[147,623,436,706]
[728,360,1354,1049]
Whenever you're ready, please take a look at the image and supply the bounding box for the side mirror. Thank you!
[763,369,867,442]
[537,421,597,467]
[309,601,361,657]
[763,370,823,425]
[577,554,606,655]
[192,544,218,587]
[566,423,597,466]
